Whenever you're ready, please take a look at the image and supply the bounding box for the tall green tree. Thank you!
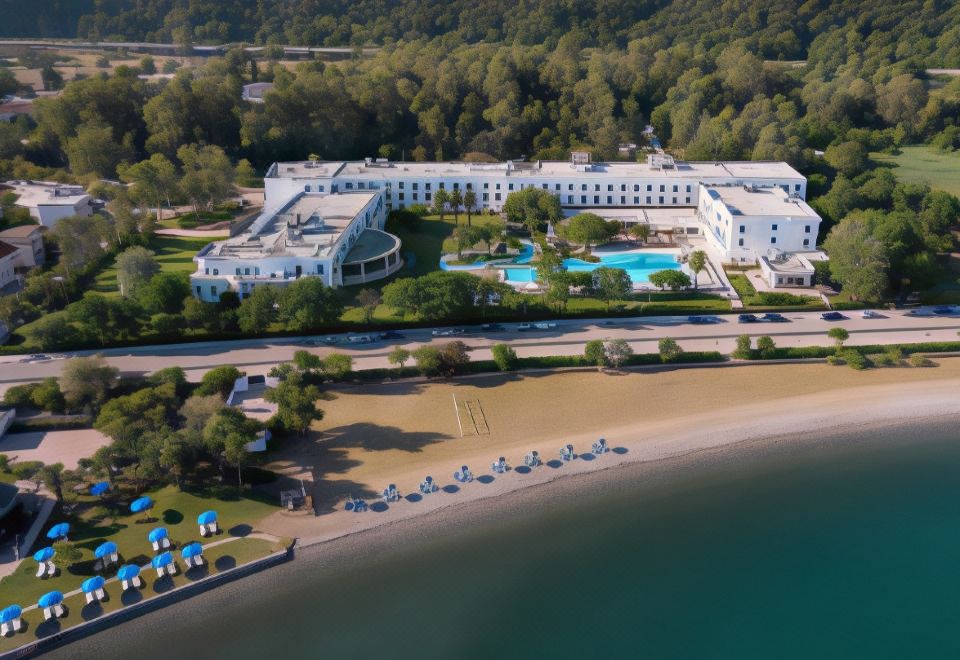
[822,218,889,301]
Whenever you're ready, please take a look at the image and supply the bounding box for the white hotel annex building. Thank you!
[192,153,821,300]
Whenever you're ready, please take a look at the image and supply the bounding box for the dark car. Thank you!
[932,305,955,315]
[762,313,787,322]
[481,323,505,332]
[379,331,406,340]
[821,311,844,321]
[738,314,759,323]
[688,315,715,324]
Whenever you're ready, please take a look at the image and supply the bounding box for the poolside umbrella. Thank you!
[151,551,175,577]
[0,605,21,624]
[33,546,55,563]
[90,481,110,496]
[180,542,204,567]
[37,591,63,609]
[148,526,169,551]
[94,541,118,560]
[197,511,217,526]
[81,576,106,603]
[46,522,70,540]
[130,496,153,514]
[117,564,141,590]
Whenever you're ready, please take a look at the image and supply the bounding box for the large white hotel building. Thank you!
[191,153,821,300]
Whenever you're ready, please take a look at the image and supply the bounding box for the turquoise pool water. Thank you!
[439,242,534,271]
[504,251,680,284]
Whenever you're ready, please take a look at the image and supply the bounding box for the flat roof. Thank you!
[270,159,806,181]
[5,181,90,208]
[344,229,400,263]
[760,253,815,274]
[210,191,376,260]
[704,185,818,218]
[0,224,43,238]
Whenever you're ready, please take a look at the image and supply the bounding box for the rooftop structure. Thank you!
[3,181,95,227]
[0,224,45,270]
[242,82,274,102]
[759,250,817,288]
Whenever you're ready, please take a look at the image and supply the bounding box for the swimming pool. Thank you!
[439,242,534,271]
[503,251,681,284]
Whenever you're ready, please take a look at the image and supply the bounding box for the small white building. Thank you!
[759,250,817,288]
[242,82,274,103]
[0,224,45,270]
[697,184,821,264]
[190,190,400,301]
[5,181,95,227]
[0,240,21,291]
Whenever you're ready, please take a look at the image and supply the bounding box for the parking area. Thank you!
[0,428,110,469]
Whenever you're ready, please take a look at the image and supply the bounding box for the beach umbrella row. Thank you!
[130,496,153,514]
[46,522,70,541]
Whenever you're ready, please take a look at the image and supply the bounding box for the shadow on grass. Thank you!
[214,555,236,571]
[228,523,252,537]
[80,602,104,621]
[34,618,62,638]
[120,589,143,606]
[162,509,184,525]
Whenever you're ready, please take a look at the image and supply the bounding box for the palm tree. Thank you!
[463,190,476,225]
[688,250,706,289]
[449,189,463,224]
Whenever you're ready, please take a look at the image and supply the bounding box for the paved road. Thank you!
[1,309,958,392]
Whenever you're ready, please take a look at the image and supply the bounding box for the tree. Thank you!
[322,353,353,379]
[733,335,752,359]
[60,355,118,411]
[828,327,850,347]
[149,366,189,398]
[491,343,518,370]
[604,338,633,369]
[452,225,483,259]
[658,337,683,363]
[433,188,450,219]
[138,272,190,314]
[64,123,131,177]
[824,141,869,177]
[119,153,180,218]
[40,463,66,504]
[757,335,776,358]
[822,218,888,301]
[52,541,82,570]
[140,56,156,75]
[197,365,242,398]
[412,345,442,376]
[277,278,344,332]
[235,159,259,187]
[265,373,324,436]
[238,285,277,334]
[116,246,160,297]
[178,394,225,437]
[564,213,619,251]
[438,341,470,376]
[629,224,651,243]
[388,347,411,368]
[355,288,381,323]
[31,314,75,351]
[591,267,632,310]
[463,190,477,225]
[502,188,563,234]
[449,188,463,224]
[31,378,65,413]
[585,339,607,368]
[160,436,192,489]
[51,215,109,275]
[648,269,692,291]
[202,407,259,487]
[688,250,707,289]
[177,144,236,215]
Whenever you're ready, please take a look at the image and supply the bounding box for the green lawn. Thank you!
[871,145,960,197]
[389,213,503,277]
[93,235,221,295]
[0,535,278,654]
[0,484,278,614]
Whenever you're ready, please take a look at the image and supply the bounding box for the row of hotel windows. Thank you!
[392,191,693,205]
[202,264,325,277]
[348,181,698,193]
[736,237,812,247]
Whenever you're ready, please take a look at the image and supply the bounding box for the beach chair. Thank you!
[491,457,508,474]
[454,466,474,483]
[523,451,541,467]
[45,561,56,577]
[0,622,8,636]
[591,438,608,454]
[121,576,142,591]
[165,562,177,576]
[53,604,64,618]
[419,476,437,494]
[155,566,165,578]
[35,564,45,578]
[85,591,99,604]
[205,521,219,535]
[560,444,574,461]
[42,608,54,621]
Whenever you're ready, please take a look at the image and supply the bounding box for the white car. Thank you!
[862,309,880,319]
[533,322,557,330]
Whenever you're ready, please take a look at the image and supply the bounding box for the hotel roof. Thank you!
[207,191,375,260]
[704,185,818,218]
[5,181,90,208]
[269,159,806,181]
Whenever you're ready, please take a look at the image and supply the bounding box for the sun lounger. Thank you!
[523,451,541,467]
[419,476,437,494]
[155,566,165,577]
[166,562,177,576]
[43,608,54,621]
[85,591,95,604]
[45,561,56,577]
[121,576,142,590]
[205,521,218,535]
[560,444,574,461]
[35,564,45,578]
[454,466,474,482]
[53,604,64,618]
[491,457,508,473]
[44,604,64,619]
[0,622,9,636]
[591,438,608,454]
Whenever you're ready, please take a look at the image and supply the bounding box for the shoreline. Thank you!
[45,408,960,659]
[258,375,960,548]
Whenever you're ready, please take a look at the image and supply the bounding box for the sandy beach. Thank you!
[257,358,960,546]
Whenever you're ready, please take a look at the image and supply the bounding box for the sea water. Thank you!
[57,419,960,659]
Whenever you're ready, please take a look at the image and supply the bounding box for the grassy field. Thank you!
[92,235,219,295]
[389,213,503,277]
[0,483,278,608]
[871,145,960,197]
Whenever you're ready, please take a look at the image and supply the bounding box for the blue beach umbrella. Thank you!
[94,541,118,559]
[46,522,70,540]
[180,542,203,560]
[117,564,140,582]
[0,605,21,624]
[197,511,217,526]
[130,496,153,513]
[37,591,63,609]
[151,552,173,570]
[33,547,55,563]
[90,481,110,496]
[81,576,105,594]
[148,527,168,544]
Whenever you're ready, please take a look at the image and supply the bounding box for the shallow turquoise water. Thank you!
[505,251,680,284]
[60,420,960,659]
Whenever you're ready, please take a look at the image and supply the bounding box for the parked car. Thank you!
[762,313,787,322]
[862,310,880,319]
[688,316,719,324]
[932,305,956,315]
[738,314,759,323]
[517,323,532,331]
[379,331,406,340]
[481,323,504,332]
[533,321,557,330]
[431,329,452,336]
[821,311,844,321]
[347,334,374,344]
